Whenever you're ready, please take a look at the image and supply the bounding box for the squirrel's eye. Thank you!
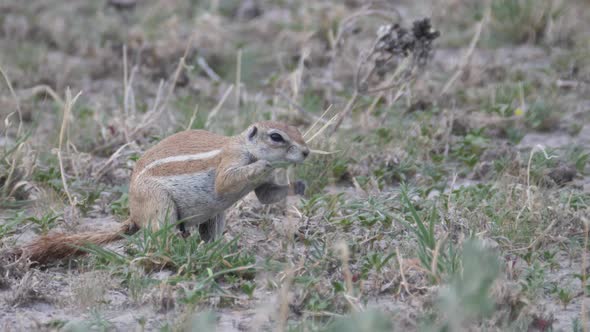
[270,133,285,142]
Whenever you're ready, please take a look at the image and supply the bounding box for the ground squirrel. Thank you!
[10,121,310,265]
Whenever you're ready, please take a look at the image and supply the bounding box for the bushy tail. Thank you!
[7,221,139,265]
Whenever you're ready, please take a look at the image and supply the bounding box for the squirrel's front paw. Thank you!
[251,160,273,181]
[256,159,272,170]
[292,180,306,196]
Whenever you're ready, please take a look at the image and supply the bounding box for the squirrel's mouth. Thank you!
[246,152,258,164]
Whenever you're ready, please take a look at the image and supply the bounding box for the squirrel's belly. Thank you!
[152,170,248,226]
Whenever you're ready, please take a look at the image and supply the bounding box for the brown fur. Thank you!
[132,130,229,179]
[9,222,138,265]
[146,156,221,177]
[256,121,306,145]
[215,152,269,195]
[5,122,307,266]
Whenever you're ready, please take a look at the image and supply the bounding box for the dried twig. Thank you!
[58,88,82,207]
[185,104,199,130]
[122,44,139,143]
[205,85,234,128]
[396,247,413,297]
[8,84,64,108]
[325,7,400,126]
[338,241,354,297]
[0,65,27,200]
[309,149,341,155]
[0,65,22,136]
[439,2,490,97]
[515,145,557,226]
[235,48,242,110]
[94,142,133,180]
[94,38,195,154]
[277,264,296,332]
[197,56,221,82]
[336,240,362,312]
[306,106,339,143]
[556,79,581,89]
[330,91,357,135]
[303,105,335,139]
[277,90,329,125]
[331,18,439,134]
[329,8,400,57]
[509,217,559,253]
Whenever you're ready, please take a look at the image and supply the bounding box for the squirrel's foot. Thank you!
[292,180,306,196]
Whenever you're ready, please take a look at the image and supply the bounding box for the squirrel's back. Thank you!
[132,130,232,180]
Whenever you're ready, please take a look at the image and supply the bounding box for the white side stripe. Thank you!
[138,149,221,177]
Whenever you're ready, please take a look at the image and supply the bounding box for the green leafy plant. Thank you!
[79,189,101,215]
[360,251,396,279]
[322,309,393,332]
[240,281,256,299]
[0,211,25,239]
[26,212,61,235]
[294,143,349,195]
[32,164,63,194]
[525,99,559,131]
[430,239,501,331]
[452,129,489,168]
[0,130,32,208]
[519,260,546,299]
[82,219,256,305]
[399,185,459,283]
[567,146,589,174]
[490,0,564,45]
[556,287,574,309]
[110,187,129,218]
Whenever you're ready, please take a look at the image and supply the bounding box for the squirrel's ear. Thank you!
[247,126,258,140]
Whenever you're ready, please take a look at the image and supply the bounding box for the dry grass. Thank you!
[0,0,589,331]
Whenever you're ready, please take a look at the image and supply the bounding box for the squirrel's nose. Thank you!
[302,148,310,158]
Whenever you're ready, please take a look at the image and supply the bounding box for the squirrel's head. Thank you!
[242,121,310,164]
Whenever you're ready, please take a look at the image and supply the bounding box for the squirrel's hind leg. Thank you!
[129,182,178,232]
[198,212,226,242]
